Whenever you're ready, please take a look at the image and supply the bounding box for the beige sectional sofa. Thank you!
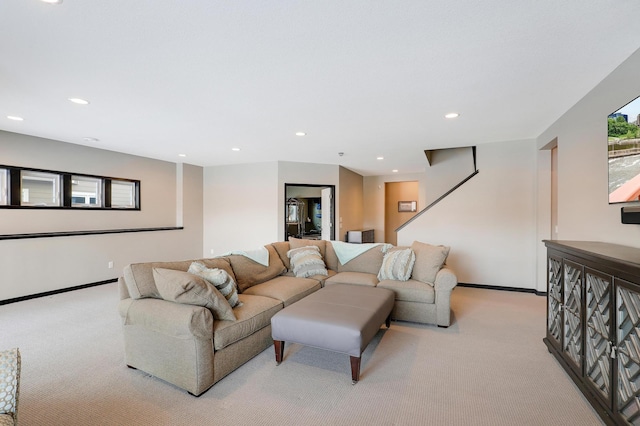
[118,238,457,395]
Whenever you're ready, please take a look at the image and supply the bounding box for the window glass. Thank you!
[0,169,7,205]
[21,170,61,206]
[111,180,136,208]
[71,176,102,207]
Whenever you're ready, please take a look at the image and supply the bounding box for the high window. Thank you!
[71,176,102,207]
[21,170,61,207]
[0,169,7,206]
[0,165,140,210]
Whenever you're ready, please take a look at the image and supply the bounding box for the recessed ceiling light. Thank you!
[377,156,384,160]
[41,0,63,4]
[68,98,90,105]
[445,112,460,119]
[295,132,306,136]
[392,169,399,173]
[83,137,99,142]
[7,116,23,121]
[178,154,187,157]
[231,147,241,152]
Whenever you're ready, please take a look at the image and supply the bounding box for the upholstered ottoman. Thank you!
[271,284,394,383]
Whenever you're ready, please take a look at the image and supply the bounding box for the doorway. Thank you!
[284,184,335,241]
[384,181,419,245]
[551,145,558,239]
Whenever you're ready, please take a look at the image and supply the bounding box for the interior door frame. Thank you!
[284,183,335,241]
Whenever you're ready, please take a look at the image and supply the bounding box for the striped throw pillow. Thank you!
[287,245,328,278]
[377,248,416,281]
[188,261,241,308]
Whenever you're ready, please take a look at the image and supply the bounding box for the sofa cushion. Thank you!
[243,275,321,306]
[124,260,194,299]
[227,245,286,293]
[324,271,379,287]
[289,237,326,259]
[187,261,241,308]
[152,268,236,321]
[336,245,385,274]
[378,247,416,281]
[410,241,450,284]
[123,258,235,300]
[271,241,291,270]
[288,246,328,278]
[324,242,339,271]
[213,294,283,351]
[377,279,435,304]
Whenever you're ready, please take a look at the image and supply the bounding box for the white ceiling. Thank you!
[2,1,640,176]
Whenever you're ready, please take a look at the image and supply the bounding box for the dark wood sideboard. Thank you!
[544,240,640,425]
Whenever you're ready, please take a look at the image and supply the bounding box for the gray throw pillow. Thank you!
[152,268,236,321]
[188,261,241,308]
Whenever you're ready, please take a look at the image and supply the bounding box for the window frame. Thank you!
[0,165,140,211]
[0,168,7,206]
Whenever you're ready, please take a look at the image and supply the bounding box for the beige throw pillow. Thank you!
[188,261,241,308]
[289,237,327,259]
[287,246,328,278]
[410,241,450,284]
[378,248,416,281]
[153,268,236,321]
[227,245,286,293]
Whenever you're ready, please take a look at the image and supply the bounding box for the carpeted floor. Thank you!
[0,283,603,425]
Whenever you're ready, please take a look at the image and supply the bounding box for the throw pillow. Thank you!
[188,261,241,308]
[289,237,327,259]
[152,268,236,321]
[287,245,329,278]
[410,241,450,284]
[377,248,416,281]
[227,245,287,293]
[271,241,292,271]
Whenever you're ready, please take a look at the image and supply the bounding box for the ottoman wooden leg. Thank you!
[274,340,284,365]
[350,356,361,384]
[385,313,391,328]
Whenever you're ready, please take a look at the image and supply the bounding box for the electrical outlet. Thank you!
[108,261,114,269]
[210,249,214,255]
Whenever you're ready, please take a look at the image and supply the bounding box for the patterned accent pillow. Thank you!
[153,268,236,321]
[287,245,328,278]
[377,248,416,281]
[0,347,20,419]
[188,261,241,308]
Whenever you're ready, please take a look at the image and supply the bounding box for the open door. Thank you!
[321,187,332,241]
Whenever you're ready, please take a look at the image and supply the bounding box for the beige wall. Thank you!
[203,161,341,254]
[0,131,203,301]
[397,139,538,289]
[203,161,279,255]
[384,181,419,245]
[535,46,640,291]
[338,166,364,241]
[363,172,426,243]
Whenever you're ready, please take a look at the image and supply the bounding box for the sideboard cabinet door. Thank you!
[615,278,640,425]
[563,259,583,374]
[584,267,613,408]
[547,254,563,351]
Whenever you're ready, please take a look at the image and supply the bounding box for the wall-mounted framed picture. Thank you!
[398,200,417,212]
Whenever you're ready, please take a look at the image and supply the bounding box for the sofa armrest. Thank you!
[119,297,214,340]
[433,266,457,327]
[434,266,457,292]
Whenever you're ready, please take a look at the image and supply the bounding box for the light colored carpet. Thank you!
[0,284,603,425]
